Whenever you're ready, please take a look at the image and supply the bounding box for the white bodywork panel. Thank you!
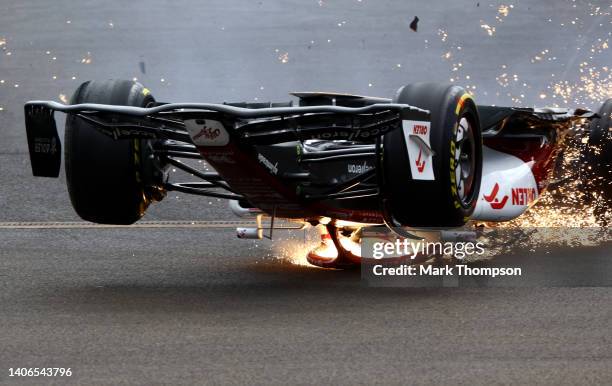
[472,146,539,222]
[402,120,435,181]
[184,119,230,146]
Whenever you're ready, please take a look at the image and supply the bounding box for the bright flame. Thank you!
[310,242,338,260]
[338,236,361,257]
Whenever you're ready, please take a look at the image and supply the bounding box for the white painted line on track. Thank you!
[0,220,301,230]
[0,220,250,229]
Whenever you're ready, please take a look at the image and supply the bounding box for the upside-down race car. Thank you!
[25,80,611,268]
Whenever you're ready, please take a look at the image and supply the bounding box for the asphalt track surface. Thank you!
[0,0,611,385]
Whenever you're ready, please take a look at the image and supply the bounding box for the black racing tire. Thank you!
[65,80,156,224]
[582,98,612,220]
[382,83,482,227]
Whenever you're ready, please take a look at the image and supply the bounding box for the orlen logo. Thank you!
[483,183,509,210]
[512,187,537,205]
[413,124,428,135]
[193,126,221,141]
[484,183,538,210]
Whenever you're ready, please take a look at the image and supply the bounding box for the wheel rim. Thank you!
[454,116,476,207]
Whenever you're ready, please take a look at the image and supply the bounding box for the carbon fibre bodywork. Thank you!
[24,92,595,226]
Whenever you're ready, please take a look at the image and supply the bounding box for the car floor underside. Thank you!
[24,93,594,225]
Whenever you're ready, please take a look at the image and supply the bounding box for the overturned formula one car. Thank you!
[24,80,611,267]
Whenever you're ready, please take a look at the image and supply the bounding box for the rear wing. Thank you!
[24,100,429,178]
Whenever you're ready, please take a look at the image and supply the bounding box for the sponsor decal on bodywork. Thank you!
[348,161,373,174]
[33,137,58,154]
[511,187,537,206]
[257,153,279,175]
[483,182,509,210]
[184,119,229,146]
[472,147,539,221]
[402,120,435,180]
[309,122,397,141]
[482,183,537,210]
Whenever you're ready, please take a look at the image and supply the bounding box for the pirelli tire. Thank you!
[65,79,158,225]
[582,98,612,222]
[382,83,483,227]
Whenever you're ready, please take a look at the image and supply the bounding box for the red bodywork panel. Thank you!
[484,136,559,193]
